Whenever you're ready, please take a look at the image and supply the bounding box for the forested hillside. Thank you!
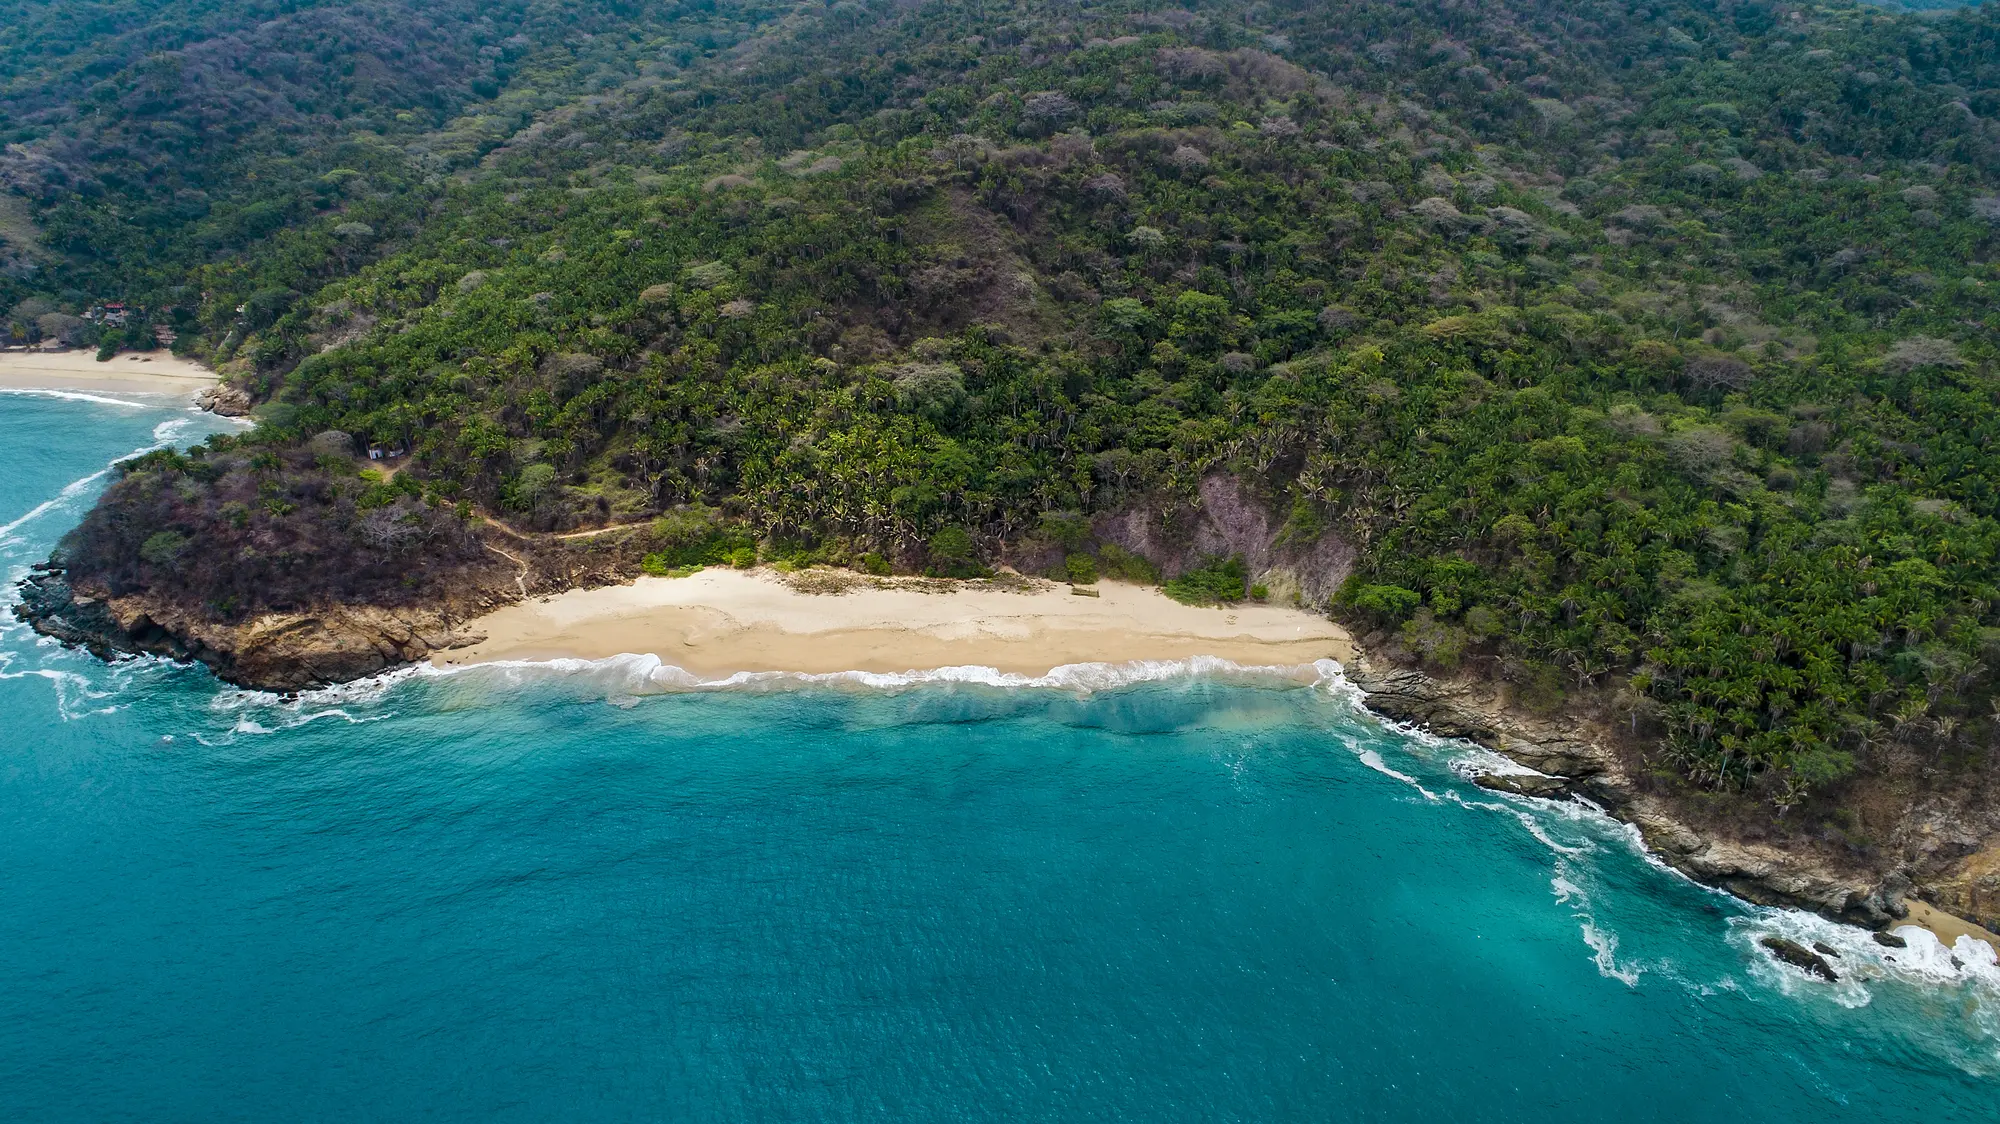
[13,0,2000,823]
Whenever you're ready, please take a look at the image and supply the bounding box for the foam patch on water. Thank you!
[1582,920,1644,987]
[0,387,150,409]
[1549,858,1647,986]
[0,421,203,551]
[1347,744,1441,801]
[223,707,382,738]
[204,669,419,738]
[0,662,127,719]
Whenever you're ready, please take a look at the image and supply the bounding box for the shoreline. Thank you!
[428,571,1999,957]
[1893,900,2000,952]
[0,348,218,398]
[435,568,1355,679]
[20,552,1998,958]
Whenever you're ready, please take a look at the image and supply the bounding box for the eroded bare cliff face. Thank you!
[1092,475,1357,607]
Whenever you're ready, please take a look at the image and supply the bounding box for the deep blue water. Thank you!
[2,390,1998,1121]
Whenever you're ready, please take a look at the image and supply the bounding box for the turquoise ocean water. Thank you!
[2,390,1998,1121]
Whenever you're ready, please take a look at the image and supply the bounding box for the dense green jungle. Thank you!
[7,0,2000,825]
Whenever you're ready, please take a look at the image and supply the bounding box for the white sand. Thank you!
[437,568,1355,678]
[0,349,218,398]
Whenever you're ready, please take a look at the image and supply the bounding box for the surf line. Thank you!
[0,387,148,409]
[0,430,193,546]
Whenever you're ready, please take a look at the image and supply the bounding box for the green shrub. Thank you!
[1341,581,1422,621]
[1065,553,1098,584]
[139,530,190,567]
[929,526,974,559]
[502,463,558,512]
[1399,611,1470,670]
[1164,555,1248,605]
[927,526,983,577]
[654,504,722,546]
[640,553,703,577]
[642,505,755,571]
[1096,544,1159,583]
[1039,511,1092,552]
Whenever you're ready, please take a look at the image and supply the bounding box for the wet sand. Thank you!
[1892,900,2000,953]
[437,568,1355,678]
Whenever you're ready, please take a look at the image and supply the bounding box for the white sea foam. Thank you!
[1582,920,1644,986]
[151,416,198,443]
[1547,858,1647,986]
[412,651,1340,697]
[1350,745,1442,801]
[0,469,111,545]
[1730,901,2000,1032]
[0,663,128,721]
[0,422,203,549]
[199,653,1339,740]
[0,387,149,408]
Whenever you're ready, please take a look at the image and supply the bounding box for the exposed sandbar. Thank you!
[436,568,1354,679]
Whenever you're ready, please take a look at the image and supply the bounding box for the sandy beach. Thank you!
[1893,899,2000,953]
[0,349,218,398]
[436,568,1355,678]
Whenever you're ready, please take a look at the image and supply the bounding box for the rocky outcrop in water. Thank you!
[1760,937,1839,982]
[14,565,489,692]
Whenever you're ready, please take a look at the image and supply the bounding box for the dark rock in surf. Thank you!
[1761,936,1839,981]
[1473,772,1573,800]
[1872,930,1908,949]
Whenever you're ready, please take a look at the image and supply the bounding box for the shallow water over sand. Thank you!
[2,395,1997,1121]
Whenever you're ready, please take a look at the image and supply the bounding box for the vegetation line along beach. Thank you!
[5,0,2000,945]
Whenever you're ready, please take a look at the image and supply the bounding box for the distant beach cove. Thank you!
[0,348,217,398]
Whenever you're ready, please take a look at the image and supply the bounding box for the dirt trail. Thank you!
[481,515,649,542]
[483,541,530,600]
[554,521,650,540]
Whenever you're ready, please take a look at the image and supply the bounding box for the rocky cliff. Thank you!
[14,565,492,692]
[1347,654,2000,935]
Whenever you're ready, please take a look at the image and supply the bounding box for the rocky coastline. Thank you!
[13,564,492,692]
[15,556,1999,945]
[1346,653,2000,939]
